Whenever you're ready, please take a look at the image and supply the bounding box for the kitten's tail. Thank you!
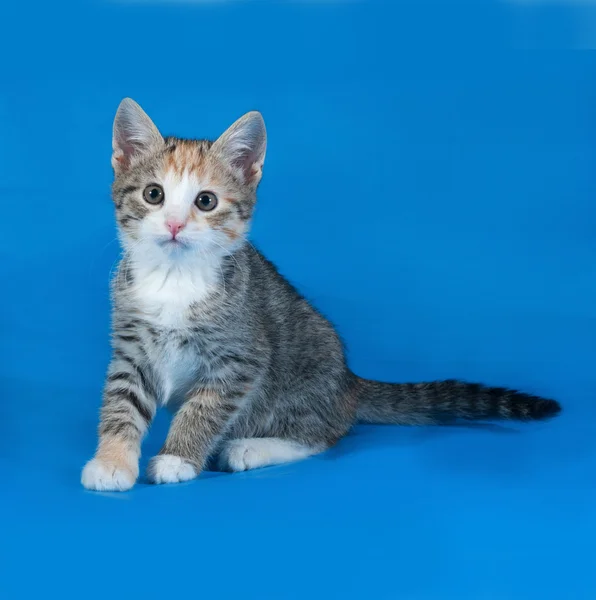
[355,377,561,425]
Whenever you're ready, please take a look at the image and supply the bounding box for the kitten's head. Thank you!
[111,98,266,261]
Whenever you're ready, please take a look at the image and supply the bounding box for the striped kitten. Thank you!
[81,99,561,491]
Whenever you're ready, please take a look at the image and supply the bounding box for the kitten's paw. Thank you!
[81,458,137,492]
[218,439,264,472]
[218,438,320,472]
[147,455,198,485]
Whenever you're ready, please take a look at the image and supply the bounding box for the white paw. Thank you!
[147,455,198,484]
[219,439,264,472]
[81,458,137,492]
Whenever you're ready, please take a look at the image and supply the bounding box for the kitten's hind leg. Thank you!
[217,438,324,472]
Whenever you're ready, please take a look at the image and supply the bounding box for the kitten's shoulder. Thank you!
[242,242,317,315]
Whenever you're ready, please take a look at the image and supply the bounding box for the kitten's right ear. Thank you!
[112,98,163,173]
[211,111,267,187]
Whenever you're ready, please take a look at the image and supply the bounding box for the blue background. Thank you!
[1,1,595,598]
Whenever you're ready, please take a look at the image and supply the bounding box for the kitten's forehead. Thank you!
[162,138,212,178]
[158,137,234,193]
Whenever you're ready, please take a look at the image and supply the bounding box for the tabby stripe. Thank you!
[132,364,150,394]
[119,215,140,227]
[129,203,149,219]
[221,388,248,402]
[116,333,140,343]
[219,353,262,368]
[219,402,239,415]
[230,373,253,386]
[120,185,139,195]
[112,350,150,393]
[107,388,153,424]
[145,324,159,338]
[113,349,129,361]
[107,371,134,384]
[104,405,138,417]
[100,420,142,438]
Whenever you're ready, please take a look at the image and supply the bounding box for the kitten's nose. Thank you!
[166,220,186,239]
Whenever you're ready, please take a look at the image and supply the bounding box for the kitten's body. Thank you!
[82,100,560,491]
[119,244,354,443]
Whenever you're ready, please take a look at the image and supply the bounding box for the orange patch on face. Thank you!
[165,140,209,178]
[221,226,241,241]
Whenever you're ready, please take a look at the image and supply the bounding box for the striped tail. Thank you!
[355,378,561,425]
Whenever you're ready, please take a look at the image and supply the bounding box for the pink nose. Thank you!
[166,220,186,238]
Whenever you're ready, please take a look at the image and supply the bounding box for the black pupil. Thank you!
[150,188,160,199]
[200,195,211,206]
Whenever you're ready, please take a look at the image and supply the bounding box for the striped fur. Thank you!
[81,99,561,492]
[356,379,561,425]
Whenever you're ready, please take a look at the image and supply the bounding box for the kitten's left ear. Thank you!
[112,98,163,173]
[211,112,267,187]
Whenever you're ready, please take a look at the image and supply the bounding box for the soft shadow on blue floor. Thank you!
[2,1,596,599]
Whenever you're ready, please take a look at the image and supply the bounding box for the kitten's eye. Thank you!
[195,191,218,212]
[143,184,165,205]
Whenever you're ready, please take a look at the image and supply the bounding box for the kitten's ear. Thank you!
[211,111,267,186]
[112,98,163,173]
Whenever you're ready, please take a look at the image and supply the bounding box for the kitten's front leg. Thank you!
[147,387,240,484]
[81,358,156,492]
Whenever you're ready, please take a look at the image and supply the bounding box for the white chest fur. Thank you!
[128,259,217,404]
[131,261,215,329]
[151,336,198,405]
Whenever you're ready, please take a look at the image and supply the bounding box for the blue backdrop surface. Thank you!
[1,1,595,599]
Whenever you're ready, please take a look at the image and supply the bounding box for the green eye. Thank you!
[195,191,218,212]
[143,184,164,205]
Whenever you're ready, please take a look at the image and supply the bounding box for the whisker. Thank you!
[89,236,120,280]
[114,237,147,286]
[210,239,241,272]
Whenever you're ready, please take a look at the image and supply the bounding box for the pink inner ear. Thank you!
[249,162,263,181]
[113,140,137,170]
[233,148,260,183]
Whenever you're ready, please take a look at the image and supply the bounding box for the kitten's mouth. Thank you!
[159,237,189,250]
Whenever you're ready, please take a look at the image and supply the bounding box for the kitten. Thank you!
[81,99,561,491]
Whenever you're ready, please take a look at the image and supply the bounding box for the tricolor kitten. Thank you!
[81,99,561,491]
